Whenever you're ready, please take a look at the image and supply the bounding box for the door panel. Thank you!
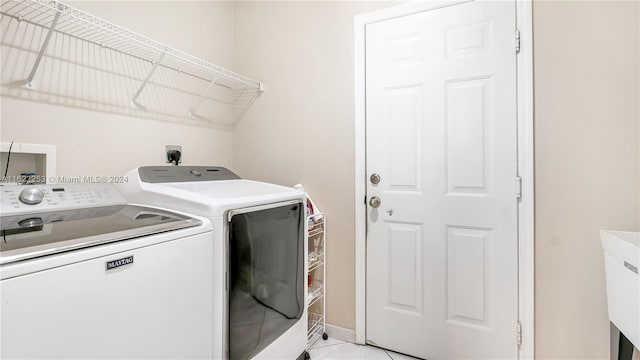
[386,86,422,191]
[446,225,491,327]
[365,1,518,359]
[446,77,491,194]
[387,222,423,313]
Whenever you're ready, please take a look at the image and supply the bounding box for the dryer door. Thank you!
[229,202,304,359]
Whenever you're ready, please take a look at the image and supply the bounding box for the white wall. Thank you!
[233,1,396,331]
[1,99,233,176]
[533,1,640,358]
[1,1,236,177]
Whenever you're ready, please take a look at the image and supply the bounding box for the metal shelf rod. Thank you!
[25,4,60,89]
[235,91,260,120]
[131,50,165,109]
[188,75,218,118]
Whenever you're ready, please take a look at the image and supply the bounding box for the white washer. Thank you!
[1,183,214,358]
[118,166,308,360]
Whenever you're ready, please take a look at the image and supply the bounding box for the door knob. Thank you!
[369,196,381,208]
[370,173,381,185]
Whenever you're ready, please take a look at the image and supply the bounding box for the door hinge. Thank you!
[516,176,522,199]
[517,321,522,347]
[515,29,521,53]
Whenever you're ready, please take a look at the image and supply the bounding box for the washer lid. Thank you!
[0,205,201,265]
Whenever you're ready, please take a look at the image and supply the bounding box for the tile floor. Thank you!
[309,337,420,360]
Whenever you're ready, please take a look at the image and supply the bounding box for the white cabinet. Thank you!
[601,230,640,351]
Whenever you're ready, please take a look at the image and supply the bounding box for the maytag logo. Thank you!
[106,255,134,271]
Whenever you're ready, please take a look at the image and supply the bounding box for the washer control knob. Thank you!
[19,188,44,205]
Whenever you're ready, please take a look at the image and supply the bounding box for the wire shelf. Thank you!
[307,282,324,307]
[306,211,326,349]
[307,326,323,349]
[308,226,324,238]
[308,312,324,332]
[308,251,324,273]
[0,0,263,128]
[307,312,325,349]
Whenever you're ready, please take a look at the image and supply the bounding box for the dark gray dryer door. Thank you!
[228,202,304,360]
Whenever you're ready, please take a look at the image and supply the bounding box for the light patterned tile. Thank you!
[311,337,347,349]
[309,342,391,360]
[385,349,422,360]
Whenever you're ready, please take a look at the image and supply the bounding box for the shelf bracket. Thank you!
[25,7,62,90]
[188,76,218,118]
[130,50,166,109]
[232,85,249,103]
[235,91,259,120]
[232,82,263,103]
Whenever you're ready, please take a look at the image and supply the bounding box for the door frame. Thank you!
[353,1,534,358]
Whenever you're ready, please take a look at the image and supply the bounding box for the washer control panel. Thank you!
[1,184,127,216]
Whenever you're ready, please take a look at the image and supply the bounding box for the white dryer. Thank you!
[118,166,308,360]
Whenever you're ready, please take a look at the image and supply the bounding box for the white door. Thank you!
[365,1,518,359]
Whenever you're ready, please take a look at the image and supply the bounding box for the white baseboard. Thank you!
[325,323,356,343]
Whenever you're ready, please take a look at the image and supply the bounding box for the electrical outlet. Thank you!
[166,145,182,165]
